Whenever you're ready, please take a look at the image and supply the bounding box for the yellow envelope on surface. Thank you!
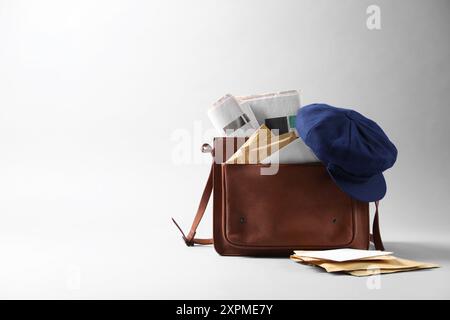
[290,254,439,277]
[226,124,297,164]
[348,267,435,277]
[313,257,439,273]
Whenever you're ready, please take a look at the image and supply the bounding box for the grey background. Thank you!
[0,0,449,299]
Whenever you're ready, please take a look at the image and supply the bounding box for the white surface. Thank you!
[293,249,392,262]
[0,0,450,299]
[1,231,450,299]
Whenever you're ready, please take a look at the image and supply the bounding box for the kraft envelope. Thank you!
[226,125,296,164]
[348,267,435,276]
[261,138,319,164]
[290,255,439,276]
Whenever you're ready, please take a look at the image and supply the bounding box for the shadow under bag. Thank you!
[173,137,385,256]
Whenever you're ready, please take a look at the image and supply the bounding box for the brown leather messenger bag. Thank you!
[173,137,384,256]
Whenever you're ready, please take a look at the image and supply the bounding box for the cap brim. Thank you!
[327,167,387,202]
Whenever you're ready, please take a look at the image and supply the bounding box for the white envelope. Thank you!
[293,249,393,262]
[260,138,319,164]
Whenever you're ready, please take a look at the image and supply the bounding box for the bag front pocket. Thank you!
[222,164,356,248]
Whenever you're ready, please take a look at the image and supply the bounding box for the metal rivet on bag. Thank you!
[240,217,245,224]
[201,143,212,153]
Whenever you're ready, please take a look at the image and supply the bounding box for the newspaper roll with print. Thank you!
[207,94,259,137]
[236,90,300,135]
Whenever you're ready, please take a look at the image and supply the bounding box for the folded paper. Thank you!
[236,90,300,135]
[208,94,259,137]
[293,248,393,262]
[290,250,439,276]
[261,138,318,164]
[226,125,297,164]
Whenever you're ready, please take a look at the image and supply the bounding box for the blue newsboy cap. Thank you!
[296,104,397,202]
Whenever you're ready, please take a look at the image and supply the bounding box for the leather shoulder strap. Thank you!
[171,144,214,246]
[370,200,385,251]
[171,163,213,246]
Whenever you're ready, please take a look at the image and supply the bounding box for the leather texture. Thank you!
[173,137,384,256]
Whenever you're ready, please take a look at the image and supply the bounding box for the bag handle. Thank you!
[171,144,214,246]
[172,143,385,250]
